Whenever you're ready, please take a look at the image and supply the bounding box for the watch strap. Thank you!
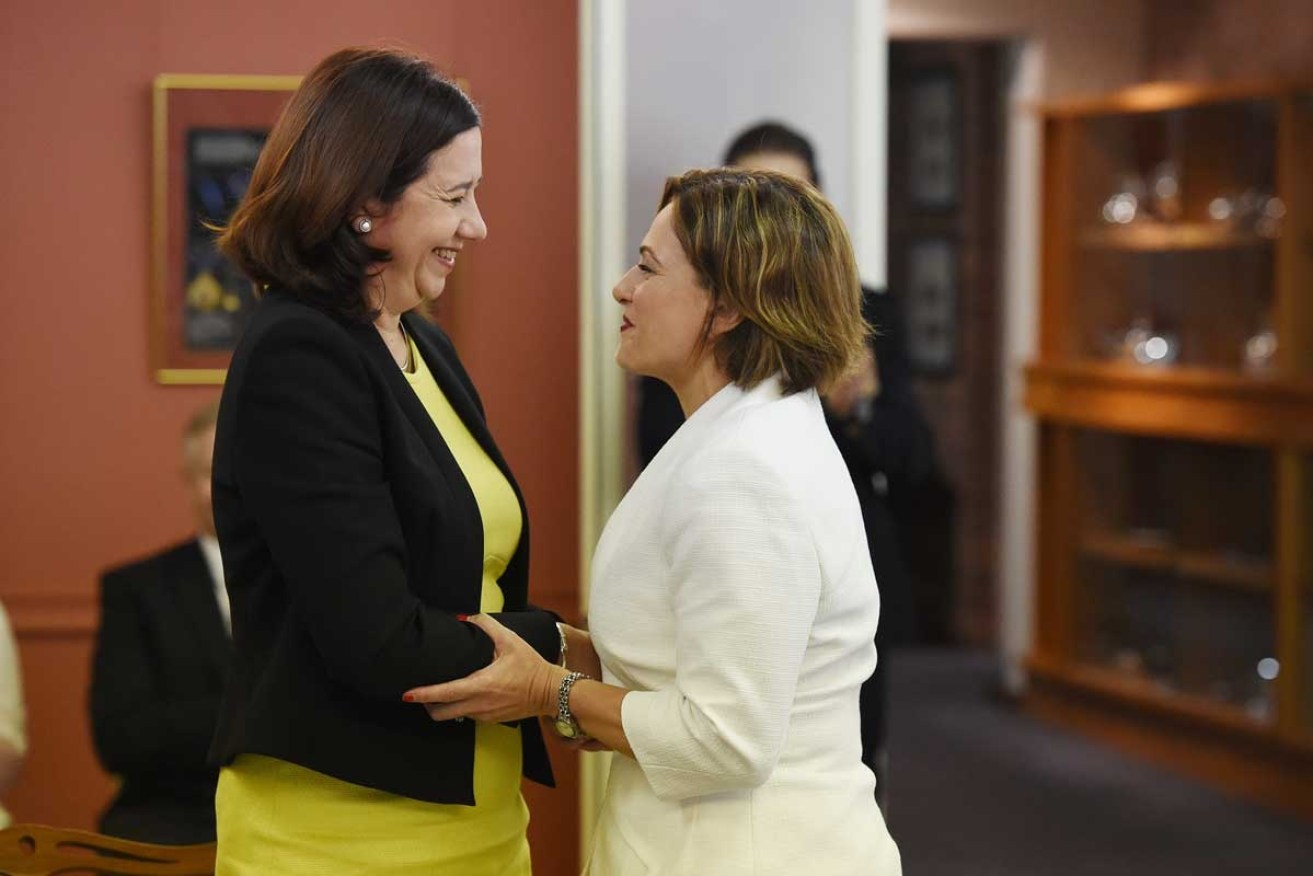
[555,670,589,738]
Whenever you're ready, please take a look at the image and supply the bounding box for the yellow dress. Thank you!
[215,334,532,875]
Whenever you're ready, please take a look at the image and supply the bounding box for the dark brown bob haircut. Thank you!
[659,168,867,395]
[216,47,479,323]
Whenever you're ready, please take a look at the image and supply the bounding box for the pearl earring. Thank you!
[353,216,373,234]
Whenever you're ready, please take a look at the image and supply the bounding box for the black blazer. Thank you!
[90,539,231,844]
[210,291,559,805]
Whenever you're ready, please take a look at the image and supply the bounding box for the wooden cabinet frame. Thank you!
[1024,81,1313,819]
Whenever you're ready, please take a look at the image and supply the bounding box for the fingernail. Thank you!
[402,693,415,702]
[456,614,470,622]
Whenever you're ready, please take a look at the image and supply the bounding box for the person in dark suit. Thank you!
[637,122,936,806]
[90,401,230,844]
[205,48,587,873]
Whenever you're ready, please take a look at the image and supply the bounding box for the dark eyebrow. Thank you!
[639,245,662,267]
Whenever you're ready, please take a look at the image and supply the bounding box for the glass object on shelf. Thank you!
[1247,657,1280,723]
[1108,317,1179,366]
[1101,173,1144,225]
[1149,160,1182,222]
[1255,195,1285,239]
[1243,316,1279,374]
[1207,188,1285,239]
[1097,161,1182,227]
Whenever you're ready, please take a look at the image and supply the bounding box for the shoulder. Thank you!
[101,539,202,592]
[222,292,378,413]
[694,388,828,475]
[234,291,363,365]
[669,387,849,524]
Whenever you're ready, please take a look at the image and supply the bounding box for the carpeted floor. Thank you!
[883,648,1312,875]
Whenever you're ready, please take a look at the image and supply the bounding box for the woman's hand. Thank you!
[404,614,568,724]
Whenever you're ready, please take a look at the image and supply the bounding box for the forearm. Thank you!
[550,669,634,758]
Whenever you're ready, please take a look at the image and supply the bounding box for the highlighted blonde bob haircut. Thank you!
[659,168,868,395]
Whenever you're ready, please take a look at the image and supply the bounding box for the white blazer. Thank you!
[585,376,902,875]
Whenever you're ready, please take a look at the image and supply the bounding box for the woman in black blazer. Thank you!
[208,47,580,873]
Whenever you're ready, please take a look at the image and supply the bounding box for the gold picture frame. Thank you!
[151,74,300,385]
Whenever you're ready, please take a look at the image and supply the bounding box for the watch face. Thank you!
[555,718,581,740]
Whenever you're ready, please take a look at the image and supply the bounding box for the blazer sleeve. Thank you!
[89,572,219,775]
[619,444,822,801]
[226,316,514,699]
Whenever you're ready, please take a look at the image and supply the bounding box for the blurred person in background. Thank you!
[90,400,229,844]
[407,168,902,875]
[638,121,936,805]
[0,599,26,829]
[209,47,586,874]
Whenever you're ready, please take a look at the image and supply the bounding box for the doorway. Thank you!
[887,40,1008,647]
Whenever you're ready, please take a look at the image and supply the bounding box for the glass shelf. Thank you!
[1079,529,1273,593]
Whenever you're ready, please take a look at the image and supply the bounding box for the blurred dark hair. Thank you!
[216,47,480,323]
[722,121,821,189]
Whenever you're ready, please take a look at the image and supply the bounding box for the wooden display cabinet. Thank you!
[1024,81,1313,817]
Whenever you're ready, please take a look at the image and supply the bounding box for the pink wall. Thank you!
[0,2,579,870]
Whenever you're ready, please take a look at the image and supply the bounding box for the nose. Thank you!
[612,267,635,304]
[461,201,488,241]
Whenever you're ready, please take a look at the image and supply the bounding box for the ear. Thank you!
[710,302,743,337]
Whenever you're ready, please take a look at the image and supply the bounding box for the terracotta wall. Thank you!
[1147,0,1313,83]
[0,2,580,871]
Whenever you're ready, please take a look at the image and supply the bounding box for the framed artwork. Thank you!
[906,70,960,210]
[905,236,958,375]
[151,74,300,384]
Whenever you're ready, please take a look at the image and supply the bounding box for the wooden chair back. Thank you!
[0,824,215,875]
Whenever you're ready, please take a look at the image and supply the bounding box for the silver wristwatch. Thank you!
[554,671,590,739]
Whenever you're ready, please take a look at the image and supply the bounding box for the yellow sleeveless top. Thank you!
[214,332,531,875]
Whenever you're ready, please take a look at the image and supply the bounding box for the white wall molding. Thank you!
[577,0,627,855]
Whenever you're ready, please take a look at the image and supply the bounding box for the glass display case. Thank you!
[1024,82,1313,817]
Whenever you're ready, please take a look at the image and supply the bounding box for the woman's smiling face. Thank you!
[366,127,488,312]
[611,204,720,387]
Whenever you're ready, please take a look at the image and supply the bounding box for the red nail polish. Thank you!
[402,693,415,702]
[456,614,470,622]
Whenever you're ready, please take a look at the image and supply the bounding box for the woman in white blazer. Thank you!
[406,168,903,875]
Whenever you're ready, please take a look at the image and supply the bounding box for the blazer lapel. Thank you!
[345,316,531,606]
[346,321,466,474]
[168,541,230,676]
[345,318,522,528]
[402,314,519,482]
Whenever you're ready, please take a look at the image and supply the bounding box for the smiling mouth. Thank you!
[434,248,458,267]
